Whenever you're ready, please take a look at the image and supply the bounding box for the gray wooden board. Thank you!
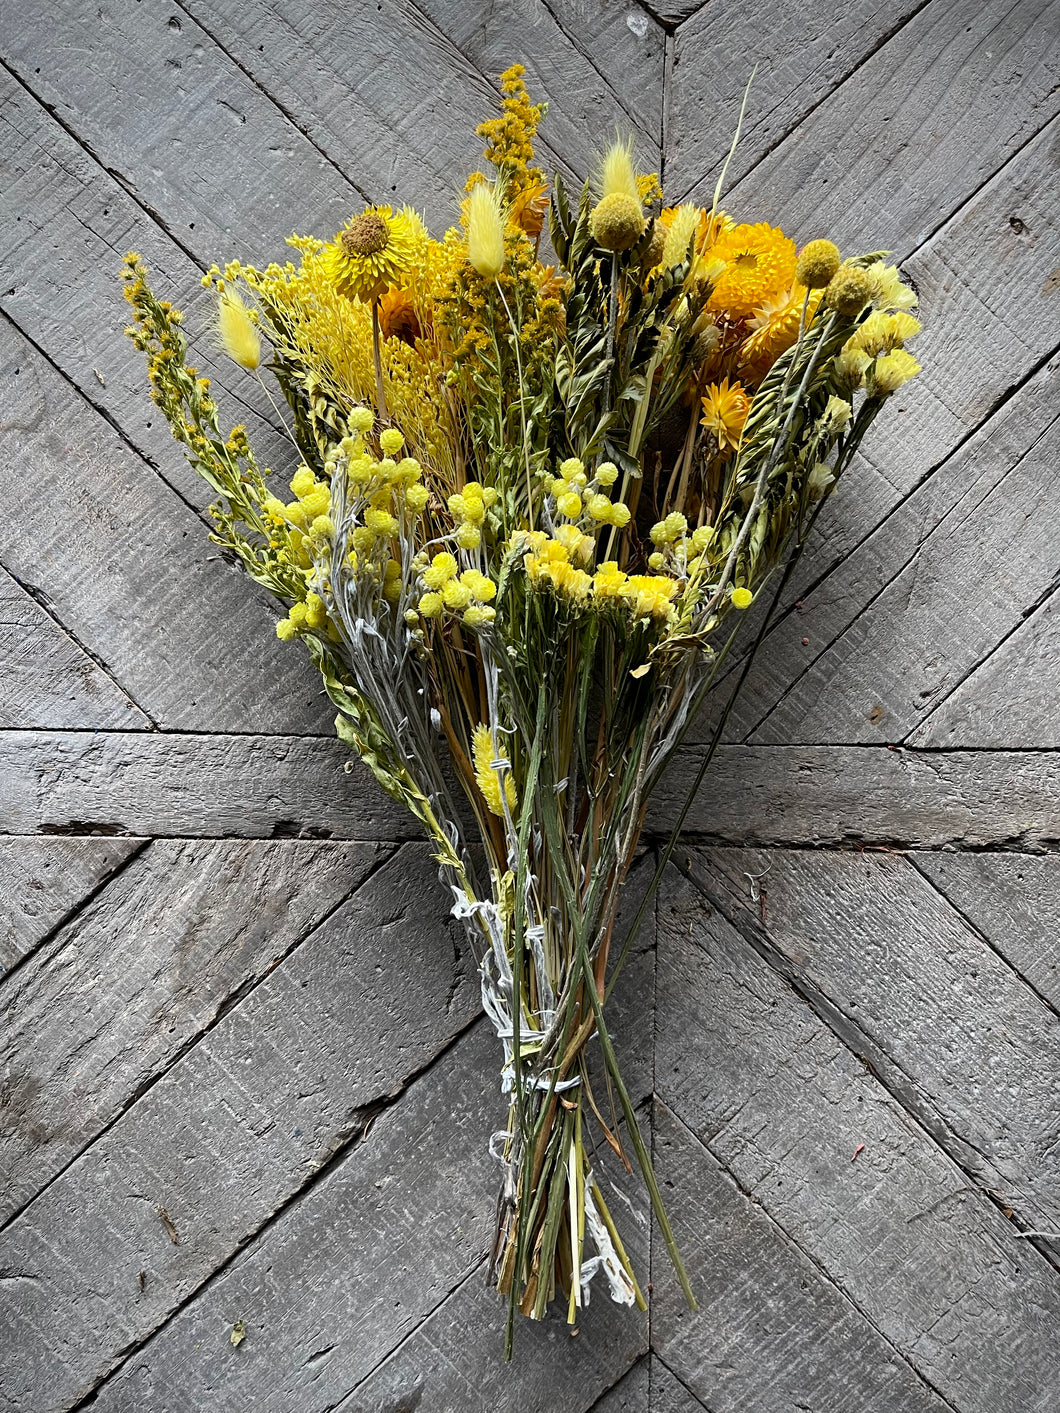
[0,836,143,973]
[689,848,1060,1239]
[911,586,1060,748]
[0,566,147,730]
[0,319,333,734]
[915,852,1060,1011]
[686,0,1060,257]
[0,838,389,1226]
[0,65,293,511]
[667,0,927,205]
[650,1101,955,1413]
[656,863,1060,1413]
[2,730,1057,848]
[749,358,1060,744]
[589,1358,709,1413]
[0,843,482,1411]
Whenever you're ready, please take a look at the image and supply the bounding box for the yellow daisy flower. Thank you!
[701,377,751,452]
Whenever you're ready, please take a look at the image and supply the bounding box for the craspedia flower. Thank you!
[795,239,841,289]
[589,192,646,252]
[216,288,261,370]
[327,206,424,303]
[707,223,797,318]
[825,264,873,317]
[701,377,751,452]
[466,180,506,279]
[472,724,516,818]
[731,587,754,609]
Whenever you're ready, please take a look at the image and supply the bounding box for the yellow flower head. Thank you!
[590,192,645,252]
[327,206,425,303]
[731,586,754,609]
[216,288,261,370]
[466,180,506,279]
[872,348,921,393]
[825,264,873,318]
[864,262,918,313]
[701,378,751,453]
[472,724,516,818]
[378,286,422,345]
[795,239,841,290]
[741,283,823,375]
[660,203,701,272]
[708,224,797,319]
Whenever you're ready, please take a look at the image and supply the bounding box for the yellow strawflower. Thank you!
[472,724,516,818]
[708,224,797,319]
[216,288,261,370]
[326,206,425,303]
[701,378,751,452]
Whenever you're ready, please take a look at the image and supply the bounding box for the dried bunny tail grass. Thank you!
[467,179,506,278]
[216,287,261,370]
[596,135,641,204]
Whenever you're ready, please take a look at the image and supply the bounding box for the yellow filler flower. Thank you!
[472,724,516,817]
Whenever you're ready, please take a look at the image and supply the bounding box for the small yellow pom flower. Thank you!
[559,457,584,480]
[463,605,496,629]
[304,593,327,629]
[216,288,261,370]
[795,240,841,289]
[825,265,873,317]
[348,406,375,434]
[557,491,582,519]
[589,192,646,252]
[461,569,496,601]
[364,508,398,537]
[467,180,506,280]
[405,484,430,513]
[472,723,516,818]
[418,591,444,618]
[456,524,482,550]
[275,617,297,641]
[290,467,317,500]
[731,586,754,609]
[379,427,405,455]
[587,493,613,522]
[701,378,751,453]
[301,487,330,520]
[596,462,618,486]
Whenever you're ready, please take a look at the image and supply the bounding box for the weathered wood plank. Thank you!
[0,843,481,1412]
[0,565,146,730]
[915,852,1060,1011]
[689,0,1060,256]
[0,836,143,973]
[0,729,411,839]
[0,320,333,733]
[0,837,388,1226]
[3,730,1057,848]
[592,1357,707,1413]
[657,861,1060,1413]
[590,1359,649,1413]
[692,848,1060,1238]
[651,1101,952,1413]
[668,0,926,205]
[910,587,1060,748]
[749,364,1060,745]
[541,0,666,146]
[0,67,292,511]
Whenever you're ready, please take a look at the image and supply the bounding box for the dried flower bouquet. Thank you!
[123,66,920,1352]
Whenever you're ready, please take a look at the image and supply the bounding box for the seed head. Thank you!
[589,192,646,252]
[795,239,841,289]
[825,265,873,317]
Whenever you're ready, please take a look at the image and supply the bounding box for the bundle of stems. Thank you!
[122,65,920,1351]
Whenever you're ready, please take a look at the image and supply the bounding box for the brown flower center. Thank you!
[342,213,390,257]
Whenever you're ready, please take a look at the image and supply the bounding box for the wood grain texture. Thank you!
[0,567,146,730]
[0,836,143,972]
[657,863,1060,1413]
[686,0,1060,255]
[690,849,1060,1239]
[651,1101,953,1413]
[667,0,926,204]
[4,731,1056,848]
[0,838,387,1226]
[749,360,1060,744]
[911,587,1060,748]
[0,320,332,734]
[915,852,1060,1010]
[0,844,481,1412]
[0,66,292,511]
